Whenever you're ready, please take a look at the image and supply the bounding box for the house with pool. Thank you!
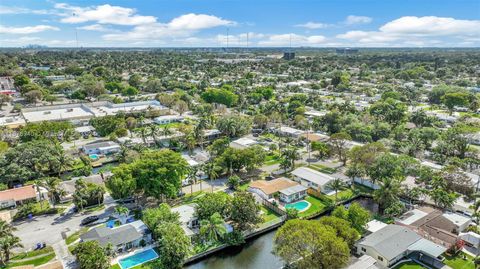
[80,220,152,253]
[248,177,307,203]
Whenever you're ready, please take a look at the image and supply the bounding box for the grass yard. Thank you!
[238,182,251,191]
[11,246,54,261]
[65,227,89,245]
[110,264,121,269]
[5,253,55,268]
[443,253,475,269]
[393,261,427,269]
[264,154,281,165]
[308,164,336,174]
[328,188,355,202]
[299,195,329,218]
[260,206,281,223]
[178,190,205,204]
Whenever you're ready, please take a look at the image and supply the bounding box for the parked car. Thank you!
[80,215,99,226]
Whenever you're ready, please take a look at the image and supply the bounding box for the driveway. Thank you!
[12,198,116,250]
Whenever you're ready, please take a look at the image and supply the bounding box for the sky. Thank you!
[0,0,479,47]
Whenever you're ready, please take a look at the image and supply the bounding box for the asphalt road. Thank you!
[12,198,116,250]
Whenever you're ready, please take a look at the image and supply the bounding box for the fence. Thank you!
[262,199,286,216]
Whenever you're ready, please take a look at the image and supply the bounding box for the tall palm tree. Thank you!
[202,162,219,192]
[373,177,402,214]
[0,220,16,238]
[0,235,23,263]
[188,166,199,195]
[40,177,63,208]
[281,147,300,171]
[199,212,227,244]
[345,164,364,189]
[326,178,347,203]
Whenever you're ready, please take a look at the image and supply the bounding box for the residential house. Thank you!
[171,204,199,237]
[275,126,305,138]
[74,125,97,137]
[398,207,471,247]
[80,220,152,252]
[230,136,258,149]
[356,224,447,268]
[248,177,305,202]
[153,115,184,125]
[291,167,336,193]
[0,185,47,209]
[278,185,308,203]
[82,141,121,155]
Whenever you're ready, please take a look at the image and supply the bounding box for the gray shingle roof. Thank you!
[279,184,308,196]
[359,225,421,260]
[81,225,142,247]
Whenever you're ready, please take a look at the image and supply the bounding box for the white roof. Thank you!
[291,167,334,186]
[75,125,95,132]
[128,220,148,233]
[278,126,304,135]
[347,255,380,269]
[407,238,447,258]
[366,220,388,233]
[171,204,196,224]
[22,106,94,122]
[230,137,257,149]
[398,209,429,225]
[154,115,183,122]
[459,232,480,246]
[442,212,471,227]
[89,101,166,116]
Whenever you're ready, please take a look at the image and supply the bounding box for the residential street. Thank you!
[12,196,116,250]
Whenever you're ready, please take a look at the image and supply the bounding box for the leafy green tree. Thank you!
[227,175,241,190]
[0,94,12,110]
[318,216,360,248]
[229,191,261,232]
[89,115,126,137]
[311,141,330,160]
[74,241,110,269]
[369,98,407,126]
[331,203,370,233]
[13,74,30,88]
[195,192,231,220]
[273,219,349,269]
[0,220,22,265]
[201,87,238,107]
[329,132,351,166]
[199,212,227,243]
[155,222,191,269]
[106,164,137,199]
[442,92,469,115]
[216,115,252,138]
[128,74,142,88]
[142,203,180,232]
[373,177,403,215]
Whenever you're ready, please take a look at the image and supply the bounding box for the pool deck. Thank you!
[111,245,157,267]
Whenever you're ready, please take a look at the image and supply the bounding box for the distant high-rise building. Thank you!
[283,52,295,60]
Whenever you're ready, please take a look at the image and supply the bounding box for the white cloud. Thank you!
[295,22,330,29]
[77,24,117,32]
[344,15,372,25]
[258,33,326,46]
[337,16,480,46]
[168,13,235,30]
[103,13,235,41]
[55,3,157,25]
[379,16,480,36]
[0,25,59,34]
[0,6,56,15]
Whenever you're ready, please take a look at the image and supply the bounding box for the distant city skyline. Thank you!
[1,0,479,47]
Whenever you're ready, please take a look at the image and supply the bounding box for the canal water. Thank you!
[185,197,378,269]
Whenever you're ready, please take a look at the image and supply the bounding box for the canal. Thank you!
[185,197,378,269]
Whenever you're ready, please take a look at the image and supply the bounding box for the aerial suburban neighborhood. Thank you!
[0,1,479,269]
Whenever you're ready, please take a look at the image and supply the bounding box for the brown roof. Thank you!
[302,133,329,142]
[250,178,299,195]
[409,209,458,246]
[0,185,37,202]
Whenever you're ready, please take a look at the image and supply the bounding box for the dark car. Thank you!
[80,215,99,226]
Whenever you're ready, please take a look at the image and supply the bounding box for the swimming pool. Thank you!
[89,154,99,160]
[118,248,159,269]
[285,200,311,212]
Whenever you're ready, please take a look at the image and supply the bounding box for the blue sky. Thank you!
[1,0,479,47]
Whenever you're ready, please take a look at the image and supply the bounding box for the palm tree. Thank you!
[40,177,63,208]
[202,162,219,192]
[326,178,347,203]
[188,166,199,195]
[114,206,129,224]
[73,191,87,211]
[0,235,23,263]
[373,177,402,214]
[199,212,227,244]
[0,220,16,238]
[345,164,364,189]
[280,147,300,171]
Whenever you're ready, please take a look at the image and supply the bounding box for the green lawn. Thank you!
[66,227,89,245]
[11,246,54,260]
[260,206,281,223]
[264,154,281,165]
[443,253,475,269]
[238,182,251,191]
[178,191,205,204]
[110,264,121,269]
[393,261,426,269]
[5,253,55,268]
[308,164,337,174]
[299,195,329,218]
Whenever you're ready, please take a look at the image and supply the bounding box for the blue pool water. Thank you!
[119,249,159,269]
[89,154,99,160]
[285,200,310,212]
